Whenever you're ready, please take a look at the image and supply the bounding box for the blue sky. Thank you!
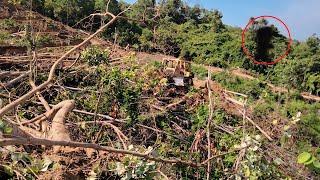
[124,0,320,41]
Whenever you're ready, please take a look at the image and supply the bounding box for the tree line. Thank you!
[11,0,320,96]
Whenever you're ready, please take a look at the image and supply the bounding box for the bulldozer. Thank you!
[162,58,194,87]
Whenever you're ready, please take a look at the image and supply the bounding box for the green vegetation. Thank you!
[0,19,21,31]
[35,34,54,47]
[191,64,207,80]
[1,0,320,179]
[0,31,10,44]
[80,46,110,66]
[13,0,319,95]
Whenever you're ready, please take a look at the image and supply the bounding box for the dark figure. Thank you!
[254,26,274,62]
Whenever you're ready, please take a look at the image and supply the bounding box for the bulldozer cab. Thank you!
[162,58,193,86]
[162,58,192,77]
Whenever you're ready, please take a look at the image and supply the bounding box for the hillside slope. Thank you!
[0,2,319,179]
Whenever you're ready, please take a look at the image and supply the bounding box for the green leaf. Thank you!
[3,165,14,176]
[4,126,13,134]
[304,156,316,165]
[313,161,320,168]
[297,152,312,164]
[11,152,22,163]
[0,120,5,129]
[41,157,53,172]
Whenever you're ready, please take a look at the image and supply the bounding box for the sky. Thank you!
[125,0,320,41]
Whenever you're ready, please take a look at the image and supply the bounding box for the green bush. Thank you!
[98,67,141,124]
[0,19,20,30]
[0,32,10,44]
[81,46,110,66]
[35,35,53,47]
[253,102,275,117]
[191,64,207,80]
[212,72,266,100]
[191,105,208,132]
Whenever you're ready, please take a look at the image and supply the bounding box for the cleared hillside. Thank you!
[0,1,319,179]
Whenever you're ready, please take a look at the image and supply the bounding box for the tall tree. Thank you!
[306,34,320,54]
[211,10,224,33]
[129,0,156,24]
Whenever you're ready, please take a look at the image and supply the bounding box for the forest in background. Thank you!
[11,0,319,95]
[0,0,320,179]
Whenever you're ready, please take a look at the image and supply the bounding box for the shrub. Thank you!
[253,102,275,117]
[0,19,20,30]
[98,67,141,124]
[212,72,265,100]
[81,46,110,66]
[191,105,208,132]
[191,64,207,80]
[0,32,10,44]
[35,35,53,47]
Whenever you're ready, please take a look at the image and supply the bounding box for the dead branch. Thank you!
[0,137,203,167]
[73,120,187,142]
[240,110,273,141]
[48,104,185,142]
[29,79,51,111]
[0,71,29,78]
[72,109,126,123]
[165,98,186,109]
[29,51,51,111]
[301,92,320,101]
[224,90,248,98]
[0,71,30,89]
[201,146,247,165]
[18,100,75,139]
[20,109,53,125]
[52,85,99,93]
[223,93,273,141]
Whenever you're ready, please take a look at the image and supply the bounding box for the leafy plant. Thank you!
[0,32,10,44]
[191,64,208,80]
[0,120,13,135]
[1,146,54,178]
[191,105,208,131]
[110,145,158,180]
[297,151,320,169]
[35,35,53,47]
[81,46,110,66]
[0,19,20,30]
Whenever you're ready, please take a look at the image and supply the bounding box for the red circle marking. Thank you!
[241,15,292,65]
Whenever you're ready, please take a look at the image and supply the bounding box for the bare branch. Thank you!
[0,137,203,167]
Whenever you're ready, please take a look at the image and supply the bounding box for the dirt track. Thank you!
[134,52,320,101]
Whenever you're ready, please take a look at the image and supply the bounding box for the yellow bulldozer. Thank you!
[162,58,194,87]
